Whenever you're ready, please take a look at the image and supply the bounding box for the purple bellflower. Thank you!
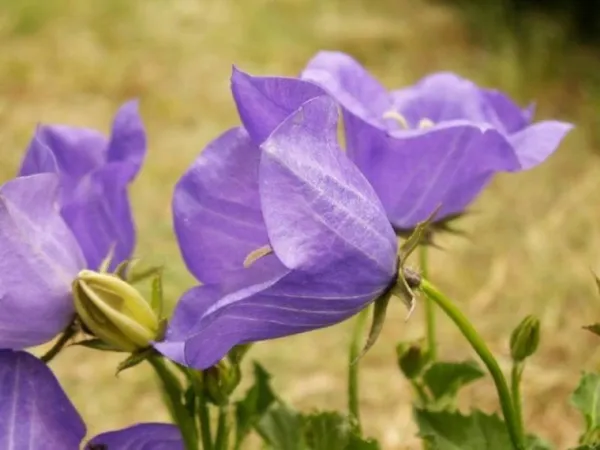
[0,350,182,450]
[155,95,398,369]
[0,102,146,350]
[300,51,573,228]
[19,100,146,271]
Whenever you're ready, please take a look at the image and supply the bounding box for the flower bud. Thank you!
[396,341,428,379]
[509,315,540,362]
[73,270,160,352]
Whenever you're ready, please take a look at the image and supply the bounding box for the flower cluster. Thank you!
[0,51,572,448]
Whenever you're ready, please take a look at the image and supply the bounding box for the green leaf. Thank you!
[302,411,380,450]
[571,372,600,438]
[569,445,600,450]
[422,360,485,404]
[256,403,307,450]
[234,363,276,449]
[414,408,512,450]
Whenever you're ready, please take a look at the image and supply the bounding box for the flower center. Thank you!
[382,110,435,130]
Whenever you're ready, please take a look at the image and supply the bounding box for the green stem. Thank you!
[410,379,430,406]
[189,372,213,450]
[419,279,525,450]
[148,356,198,450]
[41,321,78,363]
[511,363,525,440]
[348,308,369,433]
[419,245,437,361]
[214,405,229,450]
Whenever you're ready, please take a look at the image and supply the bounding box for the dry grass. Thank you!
[1,0,599,448]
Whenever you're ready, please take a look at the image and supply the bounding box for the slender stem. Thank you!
[189,373,213,450]
[419,278,525,450]
[348,308,369,432]
[511,363,525,439]
[148,356,198,450]
[214,405,229,450]
[41,321,78,363]
[419,245,437,361]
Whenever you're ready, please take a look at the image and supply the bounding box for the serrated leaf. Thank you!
[234,363,276,449]
[256,403,307,450]
[303,412,354,450]
[74,338,126,353]
[414,408,512,450]
[302,411,380,450]
[423,360,485,404]
[571,372,600,438]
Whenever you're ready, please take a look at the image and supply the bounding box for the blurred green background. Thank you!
[1,0,599,448]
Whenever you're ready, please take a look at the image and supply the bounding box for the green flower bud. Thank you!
[73,269,160,352]
[510,315,540,362]
[396,340,429,379]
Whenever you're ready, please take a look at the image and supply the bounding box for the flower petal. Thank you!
[156,253,388,369]
[343,115,520,228]
[480,88,533,133]
[231,67,325,144]
[19,125,106,184]
[61,163,137,271]
[259,95,397,276]
[0,174,85,349]
[0,350,86,449]
[508,120,573,170]
[106,100,147,179]
[173,127,270,283]
[301,50,391,126]
[390,72,490,127]
[86,423,184,450]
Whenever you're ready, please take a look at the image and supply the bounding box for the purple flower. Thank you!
[1,103,145,350]
[155,95,398,369]
[0,174,85,349]
[86,423,184,450]
[0,350,182,450]
[300,51,573,228]
[19,100,146,270]
[0,350,85,449]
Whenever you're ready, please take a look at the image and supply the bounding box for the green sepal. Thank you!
[74,338,126,353]
[115,347,156,376]
[354,288,393,363]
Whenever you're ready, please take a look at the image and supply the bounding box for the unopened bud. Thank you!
[510,315,540,362]
[73,270,160,352]
[396,341,428,379]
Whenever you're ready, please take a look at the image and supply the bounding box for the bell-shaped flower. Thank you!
[19,100,146,270]
[155,96,398,369]
[0,350,182,450]
[299,51,573,228]
[1,102,146,350]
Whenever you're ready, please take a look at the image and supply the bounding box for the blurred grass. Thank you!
[1,0,599,448]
